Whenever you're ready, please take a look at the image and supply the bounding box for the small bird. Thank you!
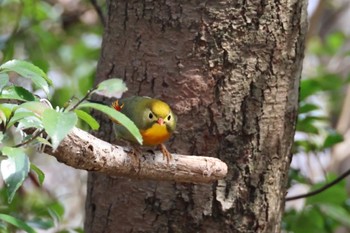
[112,96,176,163]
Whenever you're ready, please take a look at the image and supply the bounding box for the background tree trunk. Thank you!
[85,0,308,232]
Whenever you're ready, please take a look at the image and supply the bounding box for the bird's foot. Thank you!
[130,147,142,169]
[159,144,172,164]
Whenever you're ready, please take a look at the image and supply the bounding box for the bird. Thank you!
[111,96,176,164]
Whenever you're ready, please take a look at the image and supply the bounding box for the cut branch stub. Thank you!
[45,127,228,183]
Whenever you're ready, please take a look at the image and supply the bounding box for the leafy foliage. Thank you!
[95,78,128,98]
[0,0,106,231]
[74,109,100,130]
[284,176,350,233]
[42,109,78,150]
[284,30,350,233]
[1,0,102,107]
[0,58,138,232]
[1,147,30,203]
[0,60,52,94]
[0,185,66,233]
[0,213,36,233]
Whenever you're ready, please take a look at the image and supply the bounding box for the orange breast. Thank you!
[140,124,171,146]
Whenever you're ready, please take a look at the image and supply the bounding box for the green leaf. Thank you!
[26,218,53,230]
[0,60,52,85]
[42,109,78,150]
[17,116,44,130]
[78,102,143,145]
[288,168,309,184]
[7,110,36,129]
[48,201,65,221]
[290,207,325,233]
[0,73,9,90]
[0,108,7,124]
[299,103,319,114]
[0,86,37,101]
[35,136,51,146]
[30,163,45,186]
[74,109,100,130]
[0,147,30,203]
[317,73,343,90]
[294,140,318,153]
[325,32,346,54]
[296,117,320,134]
[16,101,50,116]
[0,214,36,233]
[0,60,52,94]
[323,132,343,149]
[319,204,350,228]
[300,74,343,101]
[51,87,73,108]
[300,79,322,101]
[72,227,84,233]
[0,105,12,119]
[94,78,128,98]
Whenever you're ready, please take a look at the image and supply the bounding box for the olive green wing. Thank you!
[113,96,151,144]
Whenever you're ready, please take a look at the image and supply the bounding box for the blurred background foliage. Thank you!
[284,1,350,233]
[0,0,102,107]
[0,0,103,232]
[1,0,350,232]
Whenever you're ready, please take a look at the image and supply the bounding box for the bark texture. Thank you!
[85,0,308,232]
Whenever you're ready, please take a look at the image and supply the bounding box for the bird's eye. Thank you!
[167,115,171,121]
[149,112,153,119]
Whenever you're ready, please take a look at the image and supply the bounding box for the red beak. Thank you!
[157,118,164,125]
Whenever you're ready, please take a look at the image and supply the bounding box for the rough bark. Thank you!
[45,127,227,183]
[85,0,307,232]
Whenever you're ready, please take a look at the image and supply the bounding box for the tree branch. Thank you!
[89,0,106,27]
[45,127,228,183]
[14,129,44,148]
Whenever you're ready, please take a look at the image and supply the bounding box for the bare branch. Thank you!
[285,168,350,201]
[45,127,228,183]
[14,129,45,148]
[89,0,106,27]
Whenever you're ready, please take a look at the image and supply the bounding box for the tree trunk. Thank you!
[85,1,308,232]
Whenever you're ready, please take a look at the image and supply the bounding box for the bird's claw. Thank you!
[130,147,142,169]
[159,144,172,164]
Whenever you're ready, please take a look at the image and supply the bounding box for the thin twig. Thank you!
[90,0,106,27]
[0,99,26,105]
[14,129,45,148]
[69,88,96,111]
[285,167,350,201]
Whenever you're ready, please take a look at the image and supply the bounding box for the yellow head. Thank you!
[140,99,176,146]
